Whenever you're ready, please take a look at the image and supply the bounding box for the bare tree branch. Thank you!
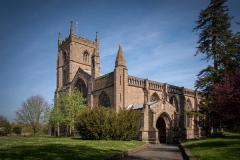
[15,94,50,136]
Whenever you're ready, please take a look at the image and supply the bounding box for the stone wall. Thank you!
[92,86,114,108]
[92,72,114,108]
[127,86,144,105]
[94,72,114,91]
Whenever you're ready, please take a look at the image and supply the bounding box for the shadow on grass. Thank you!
[0,143,120,160]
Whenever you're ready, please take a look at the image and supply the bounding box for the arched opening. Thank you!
[150,93,160,102]
[156,117,166,143]
[63,51,67,64]
[62,70,67,85]
[99,92,110,107]
[170,96,179,113]
[74,79,87,99]
[83,51,89,62]
[185,99,192,128]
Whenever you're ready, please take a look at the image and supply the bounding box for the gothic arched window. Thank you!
[99,92,110,107]
[62,70,67,85]
[185,99,192,128]
[150,93,160,102]
[63,51,67,64]
[170,96,179,113]
[74,79,87,99]
[83,51,89,62]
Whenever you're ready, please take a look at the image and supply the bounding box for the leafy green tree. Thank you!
[222,30,240,73]
[192,0,240,134]
[12,124,22,135]
[0,115,11,136]
[41,124,49,135]
[193,0,233,92]
[50,88,87,136]
[15,94,50,136]
[5,123,12,135]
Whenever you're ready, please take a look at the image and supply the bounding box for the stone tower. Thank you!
[55,21,100,100]
[114,45,128,111]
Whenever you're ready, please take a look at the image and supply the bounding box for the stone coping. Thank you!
[178,143,196,160]
[102,143,150,160]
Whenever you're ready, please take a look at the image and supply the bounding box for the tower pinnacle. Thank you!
[95,31,99,43]
[115,45,126,68]
[58,32,61,41]
[58,32,62,50]
[70,21,74,35]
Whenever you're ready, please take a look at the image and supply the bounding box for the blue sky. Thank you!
[0,0,239,122]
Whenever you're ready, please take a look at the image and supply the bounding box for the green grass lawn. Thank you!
[184,132,240,160]
[0,136,145,160]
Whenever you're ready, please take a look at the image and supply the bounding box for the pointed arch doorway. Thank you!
[156,117,166,143]
[156,112,171,143]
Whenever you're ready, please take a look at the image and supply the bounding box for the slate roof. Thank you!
[127,101,159,110]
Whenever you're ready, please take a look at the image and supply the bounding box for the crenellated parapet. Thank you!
[59,35,98,49]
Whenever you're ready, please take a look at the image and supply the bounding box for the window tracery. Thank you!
[83,51,89,62]
[150,93,160,102]
[99,92,110,107]
[63,51,67,64]
[74,79,87,99]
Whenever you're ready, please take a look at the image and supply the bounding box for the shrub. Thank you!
[115,108,141,140]
[13,125,22,135]
[76,107,116,139]
[76,107,140,140]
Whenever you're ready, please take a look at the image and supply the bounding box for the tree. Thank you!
[192,0,236,134]
[210,72,240,129]
[50,88,87,136]
[12,124,22,135]
[193,0,233,92]
[15,94,50,136]
[222,30,240,73]
[0,115,11,136]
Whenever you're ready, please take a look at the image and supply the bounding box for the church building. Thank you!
[55,21,201,143]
